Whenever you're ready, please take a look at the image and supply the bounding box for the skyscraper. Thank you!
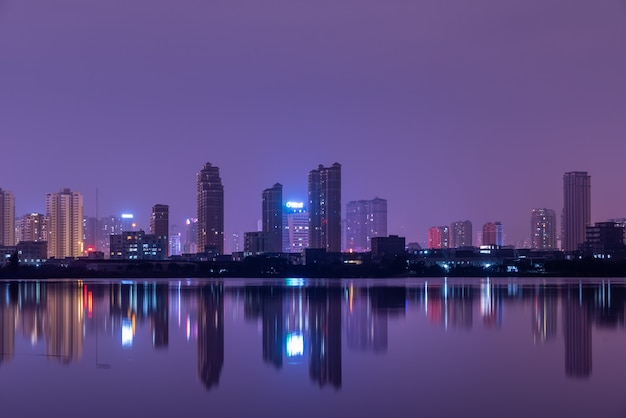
[531,208,557,250]
[46,188,83,259]
[308,163,341,252]
[450,220,472,248]
[262,183,283,253]
[482,222,503,246]
[0,189,15,246]
[563,171,591,253]
[197,163,224,254]
[150,204,169,257]
[282,201,309,253]
[345,197,387,252]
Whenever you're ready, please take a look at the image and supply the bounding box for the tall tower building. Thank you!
[482,222,503,246]
[308,163,341,252]
[0,189,15,246]
[563,171,591,252]
[262,183,283,253]
[197,163,224,254]
[345,197,387,252]
[282,201,309,253]
[531,208,557,250]
[450,220,472,248]
[46,188,83,258]
[151,204,169,257]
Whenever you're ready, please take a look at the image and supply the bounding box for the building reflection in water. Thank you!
[532,285,557,344]
[45,282,83,364]
[563,283,592,379]
[197,283,224,390]
[0,283,17,365]
[423,281,472,330]
[308,286,342,389]
[345,285,388,352]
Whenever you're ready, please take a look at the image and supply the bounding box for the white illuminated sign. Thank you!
[285,201,304,209]
[121,214,134,219]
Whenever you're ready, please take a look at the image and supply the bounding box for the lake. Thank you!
[1,277,625,418]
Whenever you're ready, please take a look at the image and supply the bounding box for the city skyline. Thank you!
[1,0,625,247]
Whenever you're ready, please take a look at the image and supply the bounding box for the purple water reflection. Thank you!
[0,278,625,418]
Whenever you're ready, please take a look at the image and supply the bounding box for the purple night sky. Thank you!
[1,0,625,248]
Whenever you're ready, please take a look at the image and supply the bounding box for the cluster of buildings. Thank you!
[0,168,624,268]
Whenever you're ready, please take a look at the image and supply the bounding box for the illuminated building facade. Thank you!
[482,222,503,246]
[184,218,198,254]
[427,226,450,249]
[46,188,83,259]
[282,202,308,253]
[150,204,169,257]
[308,163,341,253]
[0,188,15,246]
[345,197,387,252]
[450,220,472,248]
[531,208,557,250]
[262,183,283,253]
[197,163,224,254]
[563,171,591,253]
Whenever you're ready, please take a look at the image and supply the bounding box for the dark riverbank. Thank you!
[2,256,626,279]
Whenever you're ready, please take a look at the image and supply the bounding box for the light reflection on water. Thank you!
[0,278,625,418]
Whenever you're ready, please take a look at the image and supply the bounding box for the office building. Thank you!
[563,171,591,252]
[482,222,503,247]
[262,183,283,253]
[428,226,450,249]
[197,162,224,254]
[282,201,309,253]
[0,189,15,246]
[46,188,83,259]
[450,220,472,248]
[109,230,167,260]
[345,197,387,252]
[184,218,198,254]
[151,204,169,257]
[308,163,341,252]
[583,222,625,259]
[531,209,557,250]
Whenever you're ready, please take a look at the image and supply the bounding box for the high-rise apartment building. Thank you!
[197,163,224,254]
[46,188,83,258]
[16,213,46,243]
[262,183,283,253]
[345,197,387,252]
[308,163,341,252]
[427,226,450,249]
[0,188,15,246]
[450,220,472,248]
[151,204,169,257]
[482,222,503,246]
[531,208,557,250]
[563,171,591,252]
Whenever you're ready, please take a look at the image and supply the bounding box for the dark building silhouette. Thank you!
[308,163,341,253]
[563,171,591,253]
[109,230,167,260]
[197,284,224,390]
[197,163,224,254]
[150,204,169,257]
[371,235,406,259]
[584,222,625,259]
[261,183,283,253]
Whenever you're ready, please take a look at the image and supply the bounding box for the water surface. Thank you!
[1,277,625,418]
